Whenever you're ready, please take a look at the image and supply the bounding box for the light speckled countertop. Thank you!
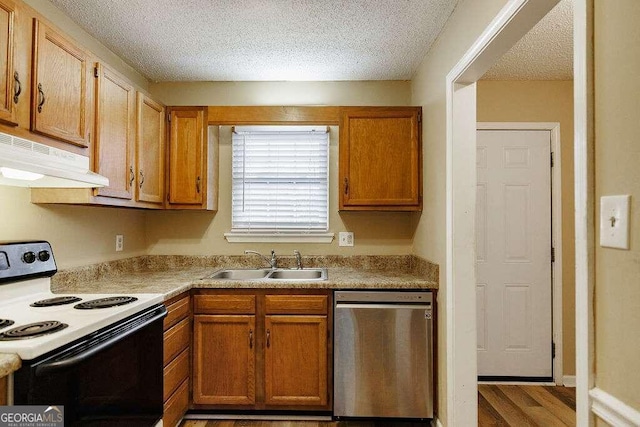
[53,266,438,301]
[0,353,21,377]
[51,255,439,301]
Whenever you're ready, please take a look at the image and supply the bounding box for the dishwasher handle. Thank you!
[335,302,431,311]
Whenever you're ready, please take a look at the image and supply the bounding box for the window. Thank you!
[226,126,330,242]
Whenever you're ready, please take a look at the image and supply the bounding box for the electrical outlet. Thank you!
[339,231,354,247]
[115,235,124,252]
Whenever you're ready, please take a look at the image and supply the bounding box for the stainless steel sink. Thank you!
[209,269,271,280]
[209,268,327,281]
[267,268,327,280]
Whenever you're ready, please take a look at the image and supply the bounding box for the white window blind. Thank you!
[231,126,329,232]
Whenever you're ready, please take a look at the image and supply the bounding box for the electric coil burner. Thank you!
[0,319,14,329]
[30,296,82,307]
[0,320,68,340]
[74,296,138,309]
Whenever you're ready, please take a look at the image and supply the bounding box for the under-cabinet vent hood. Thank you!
[0,132,108,188]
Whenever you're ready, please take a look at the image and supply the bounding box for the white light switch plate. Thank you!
[600,195,631,249]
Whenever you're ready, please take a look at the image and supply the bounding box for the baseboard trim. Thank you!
[184,414,332,421]
[590,387,640,426]
[433,417,443,427]
[562,375,576,387]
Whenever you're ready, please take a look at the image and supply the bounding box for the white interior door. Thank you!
[476,129,552,378]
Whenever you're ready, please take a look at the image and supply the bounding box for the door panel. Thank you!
[192,315,255,405]
[476,129,552,378]
[0,0,16,125]
[136,93,165,204]
[31,20,89,147]
[264,315,327,407]
[94,63,134,199]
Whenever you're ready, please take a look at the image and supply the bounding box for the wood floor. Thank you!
[181,385,576,427]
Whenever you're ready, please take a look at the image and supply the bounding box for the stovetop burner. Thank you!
[0,321,68,340]
[74,296,138,310]
[0,319,14,330]
[30,296,82,307]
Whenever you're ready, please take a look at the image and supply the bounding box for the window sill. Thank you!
[224,232,335,244]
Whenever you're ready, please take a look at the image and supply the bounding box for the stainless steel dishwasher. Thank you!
[333,290,433,420]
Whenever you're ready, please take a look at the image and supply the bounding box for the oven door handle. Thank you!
[35,305,167,376]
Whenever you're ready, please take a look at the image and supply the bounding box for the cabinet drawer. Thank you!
[164,348,189,402]
[163,379,189,427]
[265,295,328,315]
[194,294,255,314]
[164,295,190,331]
[164,318,190,365]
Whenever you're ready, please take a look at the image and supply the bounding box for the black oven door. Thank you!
[14,305,167,427]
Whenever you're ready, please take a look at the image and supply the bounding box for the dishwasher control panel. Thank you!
[334,290,432,304]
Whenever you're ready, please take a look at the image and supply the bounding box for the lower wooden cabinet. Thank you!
[192,290,332,411]
[193,314,256,405]
[264,315,327,406]
[163,293,191,427]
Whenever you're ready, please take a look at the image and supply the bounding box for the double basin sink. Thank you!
[210,268,328,281]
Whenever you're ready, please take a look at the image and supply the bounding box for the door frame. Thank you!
[476,122,563,385]
[443,0,587,424]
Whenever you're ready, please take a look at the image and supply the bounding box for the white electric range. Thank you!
[0,241,166,426]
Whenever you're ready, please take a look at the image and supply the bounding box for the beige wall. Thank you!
[594,0,640,412]
[149,81,411,107]
[476,80,576,376]
[145,81,417,256]
[0,187,147,269]
[410,0,510,423]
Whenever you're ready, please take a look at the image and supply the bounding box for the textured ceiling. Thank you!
[48,0,459,82]
[483,0,573,80]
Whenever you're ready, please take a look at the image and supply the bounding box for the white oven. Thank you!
[0,241,166,426]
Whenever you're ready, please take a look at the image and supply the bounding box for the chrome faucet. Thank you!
[293,250,303,269]
[244,249,278,269]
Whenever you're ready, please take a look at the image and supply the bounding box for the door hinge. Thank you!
[551,152,554,168]
[94,66,99,78]
[167,113,171,122]
[552,341,556,359]
[551,247,556,263]
[418,111,422,123]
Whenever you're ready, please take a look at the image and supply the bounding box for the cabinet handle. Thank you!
[249,329,253,349]
[13,72,21,104]
[129,166,134,187]
[196,176,201,193]
[139,170,144,189]
[344,178,349,195]
[266,329,270,348]
[37,83,45,113]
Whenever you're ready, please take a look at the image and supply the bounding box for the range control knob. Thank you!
[22,251,36,264]
[38,250,51,262]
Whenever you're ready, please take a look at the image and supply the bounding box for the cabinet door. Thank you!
[339,107,421,210]
[31,19,89,147]
[264,315,327,407]
[0,0,16,125]
[136,93,165,204]
[193,315,255,405]
[94,63,134,199]
[168,107,204,205]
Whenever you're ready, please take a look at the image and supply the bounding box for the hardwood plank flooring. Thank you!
[180,386,575,427]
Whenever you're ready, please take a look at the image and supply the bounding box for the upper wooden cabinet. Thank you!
[167,106,217,210]
[31,19,90,147]
[93,63,135,200]
[339,106,422,211]
[0,0,17,126]
[136,93,165,205]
